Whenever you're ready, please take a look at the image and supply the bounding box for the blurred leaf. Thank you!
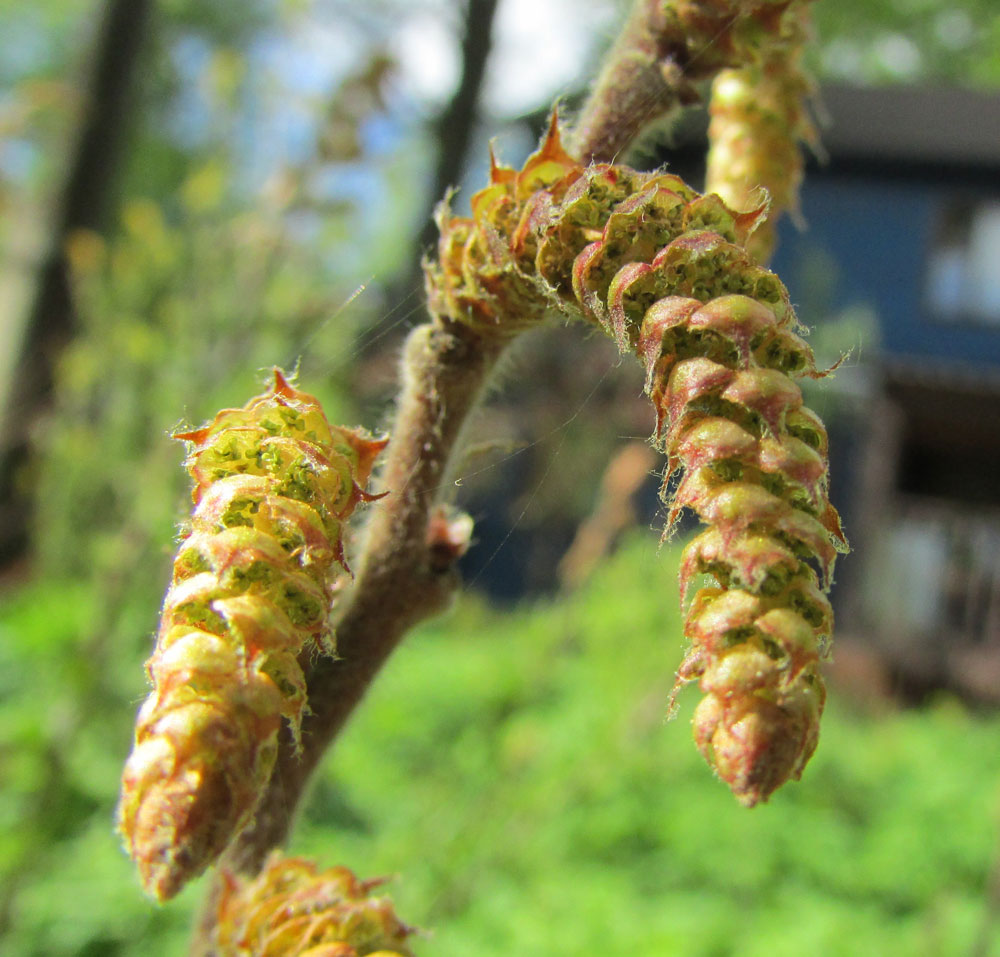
[179,158,227,213]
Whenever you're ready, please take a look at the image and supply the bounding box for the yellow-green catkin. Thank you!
[215,853,415,957]
[426,114,846,805]
[118,371,385,900]
[705,1,817,261]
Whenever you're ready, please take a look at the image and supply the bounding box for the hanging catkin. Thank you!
[705,2,818,261]
[118,371,385,899]
[426,114,846,805]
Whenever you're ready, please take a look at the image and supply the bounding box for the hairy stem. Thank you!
[570,0,695,163]
[190,317,505,954]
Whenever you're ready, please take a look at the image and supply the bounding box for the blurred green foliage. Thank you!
[3,536,1000,954]
[810,0,1000,86]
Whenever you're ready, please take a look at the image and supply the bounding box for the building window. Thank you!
[925,200,1000,326]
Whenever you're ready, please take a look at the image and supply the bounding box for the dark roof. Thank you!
[652,82,1000,181]
[818,83,1000,169]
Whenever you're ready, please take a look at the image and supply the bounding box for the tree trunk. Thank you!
[0,0,153,566]
[380,0,501,321]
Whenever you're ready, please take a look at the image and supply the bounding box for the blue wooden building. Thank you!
[769,84,1000,699]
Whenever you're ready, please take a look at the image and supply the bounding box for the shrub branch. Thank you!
[188,0,819,949]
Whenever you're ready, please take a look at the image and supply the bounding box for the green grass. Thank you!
[2,534,1000,955]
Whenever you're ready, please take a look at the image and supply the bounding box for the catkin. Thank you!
[426,114,846,804]
[118,371,384,900]
[215,853,415,957]
[705,2,817,261]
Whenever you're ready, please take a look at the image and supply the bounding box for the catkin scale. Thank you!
[118,372,385,900]
[426,112,846,804]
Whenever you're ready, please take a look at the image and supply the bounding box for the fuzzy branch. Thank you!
[570,0,701,163]
[214,0,709,877]
[189,0,794,948]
